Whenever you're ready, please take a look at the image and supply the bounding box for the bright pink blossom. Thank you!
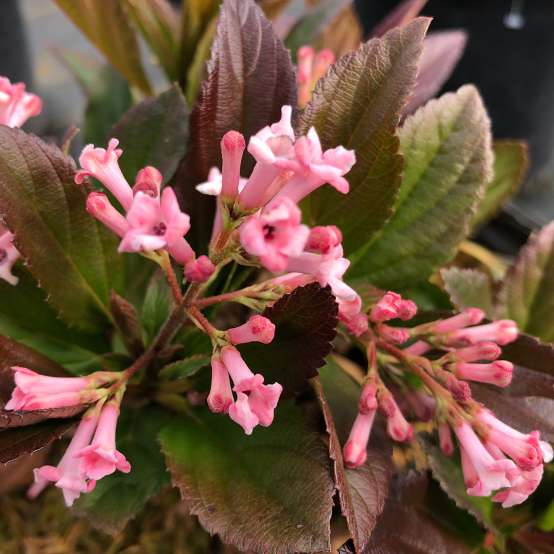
[448,320,518,346]
[398,299,417,321]
[306,225,342,254]
[75,139,133,211]
[133,166,162,198]
[220,131,246,200]
[240,197,309,272]
[184,255,215,283]
[370,292,402,322]
[227,315,276,345]
[86,192,129,237]
[0,76,42,128]
[452,342,501,362]
[77,401,131,481]
[119,188,195,264]
[493,465,544,508]
[207,356,233,413]
[29,409,99,506]
[228,392,260,435]
[343,410,376,468]
[0,229,20,285]
[454,360,513,387]
[434,308,485,333]
[403,340,431,356]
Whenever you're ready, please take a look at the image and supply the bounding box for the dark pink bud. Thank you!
[378,324,410,344]
[446,374,472,402]
[359,382,378,414]
[227,315,276,345]
[306,225,342,254]
[184,256,215,283]
[370,291,401,322]
[397,299,417,321]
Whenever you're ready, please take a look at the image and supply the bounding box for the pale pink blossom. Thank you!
[452,342,501,362]
[306,225,342,255]
[0,76,42,128]
[379,394,413,442]
[28,409,99,506]
[403,340,431,356]
[207,356,233,413]
[448,320,518,346]
[228,392,260,435]
[240,197,309,272]
[434,308,485,333]
[77,401,131,481]
[297,47,335,107]
[0,229,20,285]
[75,139,133,211]
[220,131,246,200]
[119,188,195,264]
[184,255,215,283]
[86,192,129,237]
[227,315,276,345]
[454,360,513,387]
[493,465,544,508]
[133,166,162,198]
[343,410,376,468]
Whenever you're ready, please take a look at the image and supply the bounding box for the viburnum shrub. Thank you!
[0,0,552,552]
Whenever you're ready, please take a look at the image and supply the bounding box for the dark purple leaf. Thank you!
[239,283,338,394]
[0,419,75,464]
[173,0,296,250]
[404,30,468,115]
[370,0,428,37]
[0,406,86,430]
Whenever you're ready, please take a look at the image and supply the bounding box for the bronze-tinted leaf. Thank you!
[370,0,428,37]
[110,291,144,357]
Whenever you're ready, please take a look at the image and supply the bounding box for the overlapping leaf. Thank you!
[53,0,151,94]
[370,0,428,37]
[298,18,429,253]
[350,85,493,288]
[0,127,121,331]
[441,267,493,316]
[174,0,296,249]
[498,221,554,341]
[239,283,338,393]
[160,401,334,553]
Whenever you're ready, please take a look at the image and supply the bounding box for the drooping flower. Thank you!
[220,131,246,200]
[227,315,276,345]
[86,192,130,237]
[343,410,376,468]
[132,166,163,198]
[240,197,309,272]
[448,320,519,347]
[297,46,335,108]
[207,356,234,414]
[0,76,42,128]
[0,229,21,286]
[379,392,413,442]
[453,360,513,387]
[77,400,131,481]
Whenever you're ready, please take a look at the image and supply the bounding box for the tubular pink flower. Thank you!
[133,166,162,198]
[439,422,454,456]
[0,76,42,128]
[227,315,276,345]
[0,229,20,285]
[77,401,131,481]
[343,410,376,468]
[75,139,133,211]
[403,340,431,356]
[29,409,99,506]
[239,106,296,209]
[434,308,485,333]
[454,421,514,496]
[448,320,518,346]
[493,465,544,508]
[247,382,282,427]
[370,291,402,322]
[228,392,259,435]
[378,324,410,345]
[207,356,234,413]
[306,225,342,255]
[379,394,413,442]
[220,131,246,200]
[454,361,513,387]
[221,346,262,392]
[86,192,129,237]
[184,255,215,283]
[453,342,502,362]
[272,127,355,204]
[240,197,309,272]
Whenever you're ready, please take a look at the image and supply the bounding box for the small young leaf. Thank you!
[53,0,151,94]
[239,283,338,394]
[111,85,189,183]
[110,291,144,357]
[473,141,529,228]
[350,85,493,289]
[0,127,123,332]
[173,0,296,249]
[298,19,429,253]
[160,401,334,554]
[124,0,181,81]
[159,355,210,380]
[0,419,75,464]
[370,0,427,37]
[498,221,554,342]
[440,267,494,316]
[74,408,171,533]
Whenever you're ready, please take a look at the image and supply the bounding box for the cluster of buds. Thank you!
[297,46,336,108]
[343,295,553,508]
[4,367,129,506]
[0,76,43,286]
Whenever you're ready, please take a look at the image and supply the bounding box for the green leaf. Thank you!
[174,0,297,250]
[74,408,171,533]
[498,221,554,342]
[159,354,210,380]
[239,283,338,394]
[473,141,529,228]
[297,18,429,254]
[440,267,493,316]
[0,127,122,332]
[317,360,393,553]
[350,85,494,288]
[160,401,334,553]
[111,84,189,183]
[141,270,173,344]
[124,0,181,81]
[53,0,152,94]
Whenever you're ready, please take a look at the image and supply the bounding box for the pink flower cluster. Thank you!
[4,367,129,506]
[0,76,43,285]
[297,46,336,108]
[76,141,214,282]
[343,297,553,508]
[208,316,282,434]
